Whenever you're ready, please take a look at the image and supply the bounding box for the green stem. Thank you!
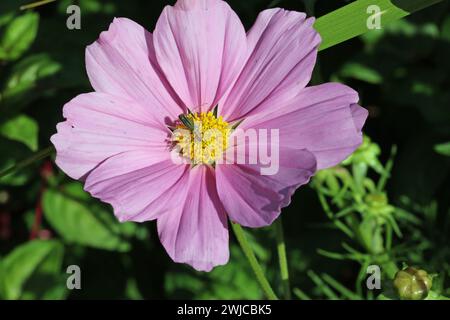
[377,145,397,192]
[274,218,291,299]
[20,0,57,10]
[0,146,54,179]
[231,222,278,300]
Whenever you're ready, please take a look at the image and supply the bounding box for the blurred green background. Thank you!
[0,0,449,300]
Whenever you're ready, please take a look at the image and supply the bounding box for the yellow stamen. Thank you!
[172,111,230,165]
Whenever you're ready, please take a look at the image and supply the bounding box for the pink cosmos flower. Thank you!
[51,0,368,271]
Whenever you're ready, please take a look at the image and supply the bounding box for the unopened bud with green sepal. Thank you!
[393,267,433,300]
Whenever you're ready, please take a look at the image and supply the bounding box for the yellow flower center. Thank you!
[172,111,230,165]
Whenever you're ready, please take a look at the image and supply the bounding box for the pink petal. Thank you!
[216,144,316,228]
[221,8,321,121]
[241,83,368,170]
[350,103,367,131]
[153,0,247,111]
[157,166,229,271]
[84,151,189,222]
[86,17,183,120]
[51,92,170,180]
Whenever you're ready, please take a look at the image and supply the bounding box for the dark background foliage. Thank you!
[0,0,449,299]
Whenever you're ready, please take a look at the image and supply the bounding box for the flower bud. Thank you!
[393,267,433,300]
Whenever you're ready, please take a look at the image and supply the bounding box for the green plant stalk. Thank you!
[356,260,370,296]
[293,287,311,300]
[321,273,361,300]
[0,146,54,179]
[274,218,291,299]
[377,145,397,192]
[317,192,355,238]
[315,0,444,51]
[373,252,399,280]
[308,270,339,299]
[20,0,57,11]
[231,222,278,300]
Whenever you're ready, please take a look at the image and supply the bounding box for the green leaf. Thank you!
[0,1,30,27]
[0,260,6,299]
[60,182,148,240]
[4,53,61,92]
[0,12,39,61]
[441,16,450,41]
[315,0,444,51]
[42,189,131,252]
[434,142,450,156]
[2,240,65,300]
[425,291,450,300]
[0,114,38,151]
[0,12,14,28]
[0,137,34,186]
[335,62,383,84]
[1,53,61,109]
